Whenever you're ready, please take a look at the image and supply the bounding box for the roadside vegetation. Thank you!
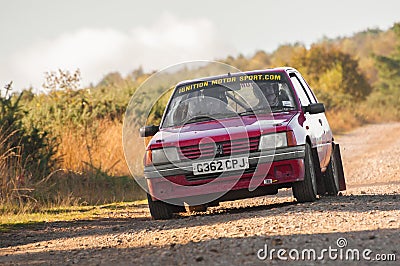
[1,23,400,216]
[0,200,147,232]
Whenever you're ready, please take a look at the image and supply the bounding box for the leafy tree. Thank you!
[97,72,124,87]
[375,23,400,92]
[127,66,144,81]
[247,50,271,70]
[292,45,372,109]
[269,43,306,67]
[373,23,400,115]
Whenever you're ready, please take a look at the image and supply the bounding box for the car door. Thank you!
[288,72,327,169]
[297,73,333,169]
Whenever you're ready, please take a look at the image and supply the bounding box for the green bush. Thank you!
[1,82,59,205]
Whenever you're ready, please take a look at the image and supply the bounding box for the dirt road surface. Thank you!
[1,123,399,265]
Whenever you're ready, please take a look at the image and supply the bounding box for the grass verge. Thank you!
[0,200,148,232]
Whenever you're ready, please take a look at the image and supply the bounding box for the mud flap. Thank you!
[311,147,326,195]
[333,143,346,191]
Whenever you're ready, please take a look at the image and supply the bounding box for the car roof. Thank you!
[175,67,298,87]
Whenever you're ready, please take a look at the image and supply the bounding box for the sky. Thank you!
[1,0,399,90]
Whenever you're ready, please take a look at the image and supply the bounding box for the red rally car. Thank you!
[140,67,346,220]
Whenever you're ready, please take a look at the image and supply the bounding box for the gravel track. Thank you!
[1,123,399,265]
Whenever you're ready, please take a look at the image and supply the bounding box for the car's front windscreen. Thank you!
[161,73,297,128]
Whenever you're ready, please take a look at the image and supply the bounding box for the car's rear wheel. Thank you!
[324,146,340,196]
[292,143,318,202]
[147,193,173,220]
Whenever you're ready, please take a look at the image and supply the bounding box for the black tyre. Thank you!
[324,146,340,196]
[292,143,318,202]
[147,193,173,220]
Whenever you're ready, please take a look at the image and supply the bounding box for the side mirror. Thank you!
[303,103,325,114]
[139,125,159,137]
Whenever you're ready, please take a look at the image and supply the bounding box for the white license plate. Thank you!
[192,157,249,175]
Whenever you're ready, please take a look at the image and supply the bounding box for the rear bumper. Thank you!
[145,145,305,201]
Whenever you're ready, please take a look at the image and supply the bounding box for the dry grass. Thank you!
[0,129,34,213]
[0,168,145,214]
[57,118,146,178]
[327,102,400,134]
[53,119,146,205]
[122,125,146,178]
[35,119,147,206]
[57,119,130,176]
[326,109,363,134]
[34,169,145,206]
[1,120,146,214]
